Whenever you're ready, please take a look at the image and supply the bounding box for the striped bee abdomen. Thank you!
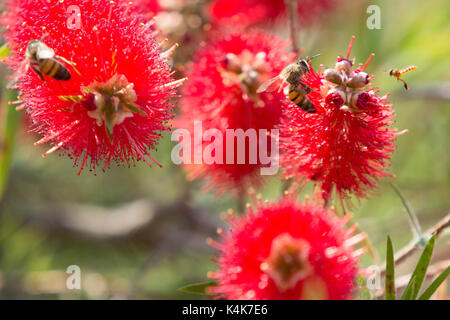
[39,59,71,81]
[287,87,316,113]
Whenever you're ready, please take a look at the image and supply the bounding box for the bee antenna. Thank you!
[308,54,321,60]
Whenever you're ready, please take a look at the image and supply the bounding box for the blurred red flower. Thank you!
[176,29,295,194]
[126,0,162,18]
[280,37,403,208]
[208,0,335,28]
[208,196,363,299]
[2,0,183,174]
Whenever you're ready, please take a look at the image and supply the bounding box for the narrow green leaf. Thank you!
[401,234,436,300]
[178,281,218,295]
[402,276,416,300]
[0,43,11,59]
[357,275,371,300]
[0,89,20,199]
[418,266,450,300]
[385,235,396,300]
[390,182,423,241]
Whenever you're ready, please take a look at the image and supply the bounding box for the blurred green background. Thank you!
[0,0,448,299]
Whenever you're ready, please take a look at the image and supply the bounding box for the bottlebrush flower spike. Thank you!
[2,0,184,174]
[208,194,363,300]
[208,0,336,28]
[176,29,295,194]
[125,0,162,18]
[280,37,405,209]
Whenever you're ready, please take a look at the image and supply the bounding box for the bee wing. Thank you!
[257,76,284,93]
[6,60,29,89]
[36,45,55,60]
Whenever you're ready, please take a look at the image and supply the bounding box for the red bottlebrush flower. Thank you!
[208,0,335,28]
[2,0,184,174]
[280,37,404,207]
[176,29,295,194]
[208,196,363,300]
[125,0,162,18]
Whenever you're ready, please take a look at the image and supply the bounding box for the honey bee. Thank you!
[8,39,75,88]
[257,54,320,113]
[389,66,417,90]
[26,40,75,81]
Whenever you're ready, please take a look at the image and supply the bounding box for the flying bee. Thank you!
[257,54,320,113]
[8,39,75,88]
[389,66,417,90]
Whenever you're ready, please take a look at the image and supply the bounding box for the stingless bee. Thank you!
[257,54,320,113]
[389,66,417,90]
[8,39,76,88]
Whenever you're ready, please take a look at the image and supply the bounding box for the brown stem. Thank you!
[284,0,299,55]
[380,213,450,277]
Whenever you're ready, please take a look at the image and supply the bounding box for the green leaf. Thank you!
[418,266,450,300]
[178,281,218,295]
[0,89,21,199]
[402,276,416,300]
[390,182,423,241]
[357,275,371,300]
[385,235,396,300]
[401,234,436,300]
[0,43,11,60]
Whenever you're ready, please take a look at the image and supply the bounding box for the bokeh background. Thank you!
[0,0,448,299]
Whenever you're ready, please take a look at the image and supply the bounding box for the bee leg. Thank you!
[304,86,312,94]
[399,78,409,90]
[55,55,76,66]
[298,81,311,94]
[30,64,45,81]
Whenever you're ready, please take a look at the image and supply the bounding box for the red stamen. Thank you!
[78,151,88,176]
[362,53,375,71]
[157,38,169,49]
[43,142,64,158]
[346,36,355,60]
[124,126,162,168]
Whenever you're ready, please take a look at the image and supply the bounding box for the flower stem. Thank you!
[284,0,299,55]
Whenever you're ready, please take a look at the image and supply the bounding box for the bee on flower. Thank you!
[2,0,185,174]
[176,28,295,194]
[280,37,406,209]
